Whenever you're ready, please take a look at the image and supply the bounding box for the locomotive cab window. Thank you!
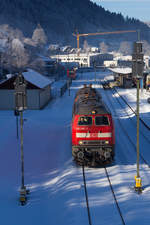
[95,116,109,126]
[78,116,92,125]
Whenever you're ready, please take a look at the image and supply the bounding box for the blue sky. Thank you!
[91,0,150,22]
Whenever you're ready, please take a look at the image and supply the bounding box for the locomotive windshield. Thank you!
[78,116,92,125]
[95,116,109,126]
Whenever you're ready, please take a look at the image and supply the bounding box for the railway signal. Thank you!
[14,72,29,204]
[132,41,144,193]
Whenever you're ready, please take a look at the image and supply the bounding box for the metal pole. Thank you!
[95,66,96,83]
[137,29,140,42]
[20,111,25,189]
[14,73,29,204]
[93,61,96,83]
[67,79,70,96]
[134,77,142,193]
[16,116,19,139]
[69,86,70,96]
[77,35,79,49]
[132,41,143,193]
[136,78,140,178]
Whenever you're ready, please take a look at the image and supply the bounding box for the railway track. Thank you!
[82,165,126,225]
[82,166,92,225]
[113,87,150,131]
[102,80,150,130]
[102,86,150,168]
[111,88,150,145]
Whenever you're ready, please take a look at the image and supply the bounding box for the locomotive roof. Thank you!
[76,101,110,115]
[75,86,102,99]
[73,85,110,115]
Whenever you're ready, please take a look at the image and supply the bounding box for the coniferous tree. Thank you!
[32,24,47,46]
[118,41,131,55]
[99,42,108,54]
[83,40,90,53]
[11,38,29,70]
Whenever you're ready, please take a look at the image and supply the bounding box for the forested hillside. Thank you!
[0,0,149,46]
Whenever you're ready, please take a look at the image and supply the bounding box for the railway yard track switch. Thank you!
[14,72,29,204]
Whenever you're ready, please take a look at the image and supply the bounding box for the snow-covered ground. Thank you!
[1,71,150,225]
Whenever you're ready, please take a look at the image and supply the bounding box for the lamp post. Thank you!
[132,41,144,193]
[93,60,96,83]
[67,53,71,96]
[14,72,28,204]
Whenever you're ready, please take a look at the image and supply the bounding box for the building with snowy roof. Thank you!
[109,67,133,88]
[0,69,52,110]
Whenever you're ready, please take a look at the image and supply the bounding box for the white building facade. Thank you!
[51,53,113,67]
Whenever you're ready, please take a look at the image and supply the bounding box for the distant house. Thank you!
[109,67,133,88]
[0,69,52,110]
[104,60,117,68]
[117,59,132,68]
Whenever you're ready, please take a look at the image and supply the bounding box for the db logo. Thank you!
[90,133,97,137]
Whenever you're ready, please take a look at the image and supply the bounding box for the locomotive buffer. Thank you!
[14,72,29,205]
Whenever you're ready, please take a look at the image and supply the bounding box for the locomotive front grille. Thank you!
[83,140,106,145]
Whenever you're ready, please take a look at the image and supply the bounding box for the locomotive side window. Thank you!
[95,116,109,126]
[78,116,92,125]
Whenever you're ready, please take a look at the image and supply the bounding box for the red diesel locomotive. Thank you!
[72,84,115,166]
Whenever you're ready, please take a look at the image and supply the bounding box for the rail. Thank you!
[104,166,126,225]
[82,165,126,225]
[103,85,150,167]
[114,87,150,131]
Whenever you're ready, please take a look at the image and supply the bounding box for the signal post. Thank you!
[132,41,144,193]
[14,72,29,204]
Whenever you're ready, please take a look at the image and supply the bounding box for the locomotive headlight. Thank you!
[79,140,83,145]
[92,110,96,114]
[105,140,109,144]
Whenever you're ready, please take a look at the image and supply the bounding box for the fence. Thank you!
[60,79,72,97]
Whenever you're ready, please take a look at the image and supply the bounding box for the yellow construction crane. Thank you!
[72,30,137,50]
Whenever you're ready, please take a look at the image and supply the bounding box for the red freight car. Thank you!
[72,84,115,166]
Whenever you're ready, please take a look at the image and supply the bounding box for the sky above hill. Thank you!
[91,0,150,22]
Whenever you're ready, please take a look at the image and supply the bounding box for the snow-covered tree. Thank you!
[142,40,150,55]
[99,42,108,53]
[32,24,47,46]
[23,38,36,47]
[83,40,90,53]
[0,24,24,41]
[11,38,29,70]
[118,41,131,55]
[29,58,46,74]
